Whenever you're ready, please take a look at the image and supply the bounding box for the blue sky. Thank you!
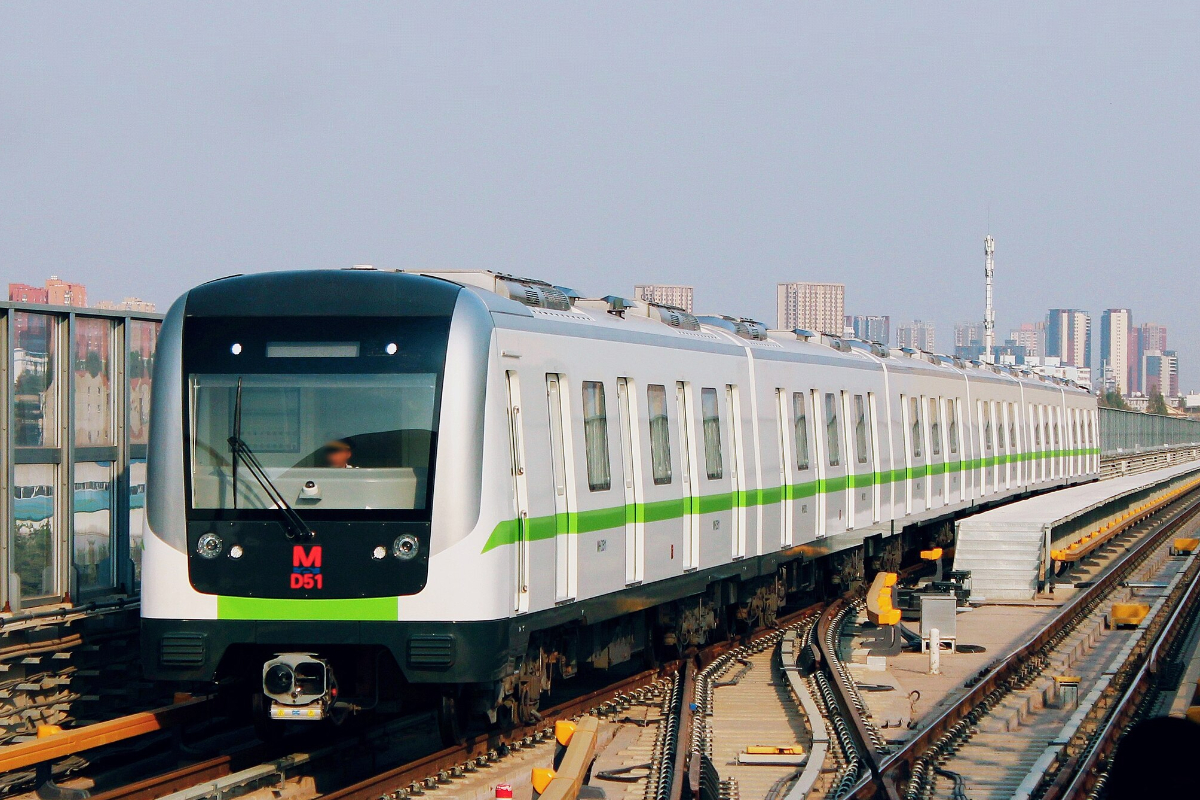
[2,4,1197,386]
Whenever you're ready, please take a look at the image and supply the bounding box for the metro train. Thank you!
[141,268,1098,737]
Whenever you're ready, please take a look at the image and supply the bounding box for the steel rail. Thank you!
[321,667,671,800]
[1041,536,1200,800]
[837,484,1200,800]
[815,598,900,800]
[86,757,235,800]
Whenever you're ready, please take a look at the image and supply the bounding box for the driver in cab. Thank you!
[322,439,358,468]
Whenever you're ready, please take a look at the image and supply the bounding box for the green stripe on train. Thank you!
[217,595,398,621]
[481,448,1101,552]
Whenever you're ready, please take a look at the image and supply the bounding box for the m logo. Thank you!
[291,545,323,590]
[293,545,322,568]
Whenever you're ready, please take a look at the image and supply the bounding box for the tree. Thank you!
[1148,388,1170,415]
[1100,391,1128,411]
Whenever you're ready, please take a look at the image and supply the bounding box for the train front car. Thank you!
[141,270,497,735]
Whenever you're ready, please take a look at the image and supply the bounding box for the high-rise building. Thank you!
[1009,322,1046,359]
[954,322,985,349]
[776,282,845,335]
[1134,322,1168,394]
[45,276,87,307]
[9,283,49,304]
[634,284,694,313]
[1046,309,1092,369]
[953,322,987,359]
[846,315,890,345]
[10,277,87,308]
[897,320,936,352]
[1099,309,1132,396]
[1140,348,1179,399]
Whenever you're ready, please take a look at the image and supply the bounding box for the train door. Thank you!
[810,390,827,538]
[928,396,945,508]
[993,401,1005,492]
[946,398,962,505]
[1008,403,1020,488]
[677,382,700,570]
[504,371,531,614]
[545,375,576,603]
[903,395,927,514]
[848,393,874,530]
[616,378,644,585]
[977,400,991,496]
[820,390,848,533]
[868,393,882,523]
[842,392,856,527]
[1030,406,1041,483]
[775,389,794,547]
[791,391,818,542]
[726,385,747,558]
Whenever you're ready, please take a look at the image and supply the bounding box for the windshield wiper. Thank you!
[228,435,314,540]
[228,379,313,540]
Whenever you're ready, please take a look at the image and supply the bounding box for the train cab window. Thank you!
[190,372,438,510]
[582,381,611,491]
[701,387,723,480]
[930,398,942,457]
[647,384,672,485]
[909,396,922,459]
[948,401,959,455]
[854,395,869,464]
[824,392,841,467]
[792,393,810,470]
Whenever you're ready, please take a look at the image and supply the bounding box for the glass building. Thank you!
[5,301,162,609]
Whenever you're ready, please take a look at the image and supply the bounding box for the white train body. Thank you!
[142,269,1096,722]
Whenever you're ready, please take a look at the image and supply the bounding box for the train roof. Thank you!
[412,269,1091,397]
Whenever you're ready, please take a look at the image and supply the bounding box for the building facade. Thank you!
[634,284,694,313]
[846,314,890,344]
[1099,308,1132,396]
[1135,322,1168,394]
[776,282,845,335]
[897,320,937,352]
[1046,309,1092,369]
[1009,322,1046,360]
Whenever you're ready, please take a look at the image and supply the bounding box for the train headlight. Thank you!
[392,534,419,561]
[229,544,244,559]
[264,663,294,696]
[196,533,223,559]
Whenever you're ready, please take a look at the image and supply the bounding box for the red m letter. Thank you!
[293,545,322,568]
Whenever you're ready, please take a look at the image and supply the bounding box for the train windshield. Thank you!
[190,373,437,510]
[183,315,450,514]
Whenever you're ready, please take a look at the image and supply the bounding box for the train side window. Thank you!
[996,403,1006,450]
[581,381,611,491]
[793,392,810,470]
[909,396,923,459]
[701,387,723,480]
[824,392,841,467]
[948,400,959,455]
[647,384,672,485]
[930,397,942,457]
[854,395,869,464]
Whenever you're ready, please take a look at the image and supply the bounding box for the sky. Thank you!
[2,4,1198,388]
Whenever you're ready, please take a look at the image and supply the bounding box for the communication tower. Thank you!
[983,234,995,362]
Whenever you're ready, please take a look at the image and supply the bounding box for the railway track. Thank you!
[815,481,1200,800]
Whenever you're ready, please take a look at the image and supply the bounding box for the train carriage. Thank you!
[142,268,1097,735]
